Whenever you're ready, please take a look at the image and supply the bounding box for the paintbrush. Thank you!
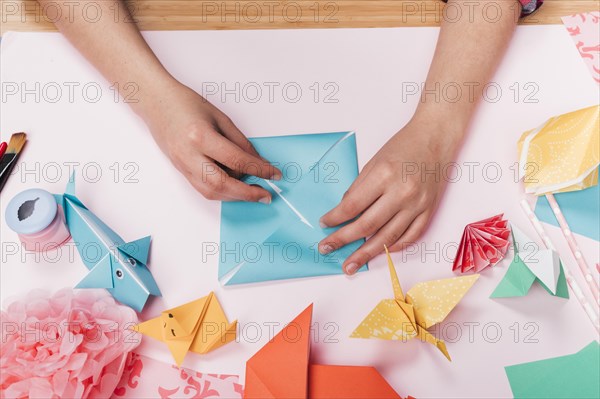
[0,142,7,159]
[0,132,27,193]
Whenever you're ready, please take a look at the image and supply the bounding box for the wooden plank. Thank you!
[1,0,598,33]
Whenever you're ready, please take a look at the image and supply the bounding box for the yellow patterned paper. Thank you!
[406,276,480,329]
[350,247,479,361]
[518,105,600,195]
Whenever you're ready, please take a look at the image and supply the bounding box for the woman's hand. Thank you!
[141,82,282,202]
[318,116,462,275]
[315,0,517,275]
[35,0,282,203]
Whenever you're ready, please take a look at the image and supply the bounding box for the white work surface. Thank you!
[1,26,599,398]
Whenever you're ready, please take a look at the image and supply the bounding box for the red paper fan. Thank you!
[453,214,511,273]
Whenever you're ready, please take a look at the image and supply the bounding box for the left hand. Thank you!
[318,117,461,275]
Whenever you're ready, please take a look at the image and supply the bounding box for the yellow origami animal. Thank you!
[351,247,479,361]
[134,292,237,366]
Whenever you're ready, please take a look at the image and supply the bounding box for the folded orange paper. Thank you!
[244,304,407,399]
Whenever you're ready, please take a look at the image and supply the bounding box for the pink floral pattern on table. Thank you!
[562,12,600,85]
[112,353,243,399]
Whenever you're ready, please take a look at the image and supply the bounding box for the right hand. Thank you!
[140,81,282,202]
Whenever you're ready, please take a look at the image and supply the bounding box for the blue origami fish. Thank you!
[56,174,161,311]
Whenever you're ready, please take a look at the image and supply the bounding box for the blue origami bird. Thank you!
[56,174,161,312]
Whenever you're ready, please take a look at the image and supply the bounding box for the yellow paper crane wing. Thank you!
[406,275,480,329]
[350,299,419,341]
[133,292,237,366]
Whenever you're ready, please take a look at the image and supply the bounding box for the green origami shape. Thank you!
[491,228,569,299]
[505,341,600,398]
[491,253,569,298]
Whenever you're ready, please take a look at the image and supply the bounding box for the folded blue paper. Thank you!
[57,174,161,312]
[535,171,599,242]
[219,132,366,285]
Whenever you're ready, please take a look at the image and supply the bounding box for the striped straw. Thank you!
[520,199,599,334]
[544,193,600,306]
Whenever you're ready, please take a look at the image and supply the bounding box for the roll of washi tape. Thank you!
[5,188,71,252]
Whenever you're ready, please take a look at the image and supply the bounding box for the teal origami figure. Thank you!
[56,174,161,311]
[491,225,569,299]
[220,132,367,285]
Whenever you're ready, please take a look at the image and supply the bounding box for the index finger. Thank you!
[191,160,274,203]
[206,133,282,181]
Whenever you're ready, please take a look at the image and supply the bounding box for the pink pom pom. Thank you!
[1,289,141,399]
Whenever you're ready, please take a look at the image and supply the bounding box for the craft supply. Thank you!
[0,142,7,158]
[562,11,600,85]
[534,173,599,241]
[58,173,161,312]
[491,225,568,299]
[5,188,71,252]
[245,304,404,399]
[505,341,600,398]
[352,247,479,361]
[113,353,242,398]
[518,105,599,195]
[520,199,599,333]
[220,131,366,285]
[0,288,139,399]
[453,214,511,273]
[545,193,599,305]
[134,292,237,366]
[0,132,27,193]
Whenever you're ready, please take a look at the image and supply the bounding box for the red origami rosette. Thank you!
[453,214,511,273]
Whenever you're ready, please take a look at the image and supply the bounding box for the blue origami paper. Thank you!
[535,171,599,242]
[219,132,366,285]
[56,174,161,311]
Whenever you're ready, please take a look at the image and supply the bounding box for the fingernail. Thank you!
[319,219,328,229]
[344,262,360,275]
[320,244,333,254]
[259,197,271,204]
[271,170,282,181]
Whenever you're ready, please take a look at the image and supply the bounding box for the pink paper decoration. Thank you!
[453,214,511,273]
[1,289,140,399]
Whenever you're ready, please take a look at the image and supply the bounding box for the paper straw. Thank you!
[520,199,599,334]
[544,193,600,305]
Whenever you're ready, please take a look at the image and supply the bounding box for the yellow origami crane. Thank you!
[351,247,479,361]
[517,105,600,195]
[134,292,237,366]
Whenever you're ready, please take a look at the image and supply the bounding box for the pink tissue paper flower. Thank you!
[1,289,141,399]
